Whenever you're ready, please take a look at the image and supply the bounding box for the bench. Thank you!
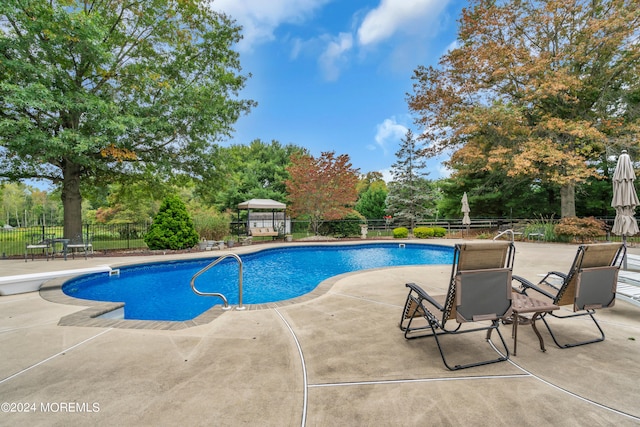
[249,227,279,237]
[0,266,112,295]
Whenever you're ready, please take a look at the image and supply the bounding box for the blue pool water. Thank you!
[62,243,453,321]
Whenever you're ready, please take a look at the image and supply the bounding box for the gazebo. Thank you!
[236,198,289,237]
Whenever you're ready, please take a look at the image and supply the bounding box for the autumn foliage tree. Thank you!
[408,0,640,217]
[285,151,359,235]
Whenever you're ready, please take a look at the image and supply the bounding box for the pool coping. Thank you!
[37,241,453,330]
[40,270,360,330]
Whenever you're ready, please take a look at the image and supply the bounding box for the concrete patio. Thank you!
[1,240,639,426]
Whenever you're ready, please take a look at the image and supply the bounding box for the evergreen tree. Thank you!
[386,130,433,230]
[144,196,199,250]
[355,184,388,219]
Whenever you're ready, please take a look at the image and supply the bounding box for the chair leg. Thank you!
[406,316,510,371]
[541,311,605,348]
[432,321,510,371]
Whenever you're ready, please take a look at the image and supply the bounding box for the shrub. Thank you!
[144,196,200,250]
[319,211,365,237]
[192,209,230,241]
[393,227,409,238]
[433,227,447,237]
[554,216,606,242]
[524,215,557,241]
[411,227,446,238]
[413,227,434,238]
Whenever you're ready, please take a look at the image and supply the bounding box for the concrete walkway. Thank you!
[1,240,639,426]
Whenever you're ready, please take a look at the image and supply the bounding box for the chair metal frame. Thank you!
[66,232,94,260]
[512,243,625,349]
[24,233,54,262]
[399,241,516,371]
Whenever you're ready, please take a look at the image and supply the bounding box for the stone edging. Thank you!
[39,271,347,330]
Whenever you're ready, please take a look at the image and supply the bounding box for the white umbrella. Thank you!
[612,150,639,268]
[461,192,471,228]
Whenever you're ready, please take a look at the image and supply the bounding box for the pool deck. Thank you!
[1,239,639,426]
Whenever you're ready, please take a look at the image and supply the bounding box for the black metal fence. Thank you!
[0,223,149,258]
[1,217,636,259]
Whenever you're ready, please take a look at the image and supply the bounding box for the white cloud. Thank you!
[379,168,394,183]
[212,0,332,51]
[357,0,450,47]
[318,33,354,81]
[436,162,452,179]
[443,39,459,55]
[374,118,407,155]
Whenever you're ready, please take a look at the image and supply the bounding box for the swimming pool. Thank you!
[62,243,454,321]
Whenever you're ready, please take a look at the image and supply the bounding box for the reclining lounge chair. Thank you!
[512,243,624,349]
[400,241,515,370]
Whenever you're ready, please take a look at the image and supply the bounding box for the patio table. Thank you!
[52,238,70,261]
[510,292,560,356]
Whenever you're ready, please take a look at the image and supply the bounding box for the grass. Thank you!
[0,237,149,257]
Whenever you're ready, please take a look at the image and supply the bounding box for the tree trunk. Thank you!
[560,183,576,218]
[61,160,83,239]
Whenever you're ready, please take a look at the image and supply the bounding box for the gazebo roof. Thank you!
[237,198,286,210]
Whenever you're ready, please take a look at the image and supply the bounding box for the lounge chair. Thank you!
[512,243,624,348]
[399,241,515,370]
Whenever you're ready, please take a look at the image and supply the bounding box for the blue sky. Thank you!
[213,0,465,181]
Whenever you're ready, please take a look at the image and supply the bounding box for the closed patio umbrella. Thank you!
[461,192,471,234]
[612,150,639,268]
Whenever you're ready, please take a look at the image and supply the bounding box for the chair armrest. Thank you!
[539,271,566,291]
[512,275,556,300]
[406,282,444,311]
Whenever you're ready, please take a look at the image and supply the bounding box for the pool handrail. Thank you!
[190,253,245,311]
[494,229,515,242]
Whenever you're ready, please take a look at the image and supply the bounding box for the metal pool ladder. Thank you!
[494,229,516,242]
[190,253,245,311]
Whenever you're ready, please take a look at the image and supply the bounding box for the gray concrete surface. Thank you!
[1,239,639,426]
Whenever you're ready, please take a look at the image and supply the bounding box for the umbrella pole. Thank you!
[623,235,628,270]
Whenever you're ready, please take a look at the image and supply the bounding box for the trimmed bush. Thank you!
[393,227,409,238]
[144,196,200,250]
[433,227,447,237]
[413,227,434,238]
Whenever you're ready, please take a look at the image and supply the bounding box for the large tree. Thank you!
[408,0,640,217]
[200,140,305,211]
[386,129,433,230]
[0,0,254,239]
[285,151,359,235]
